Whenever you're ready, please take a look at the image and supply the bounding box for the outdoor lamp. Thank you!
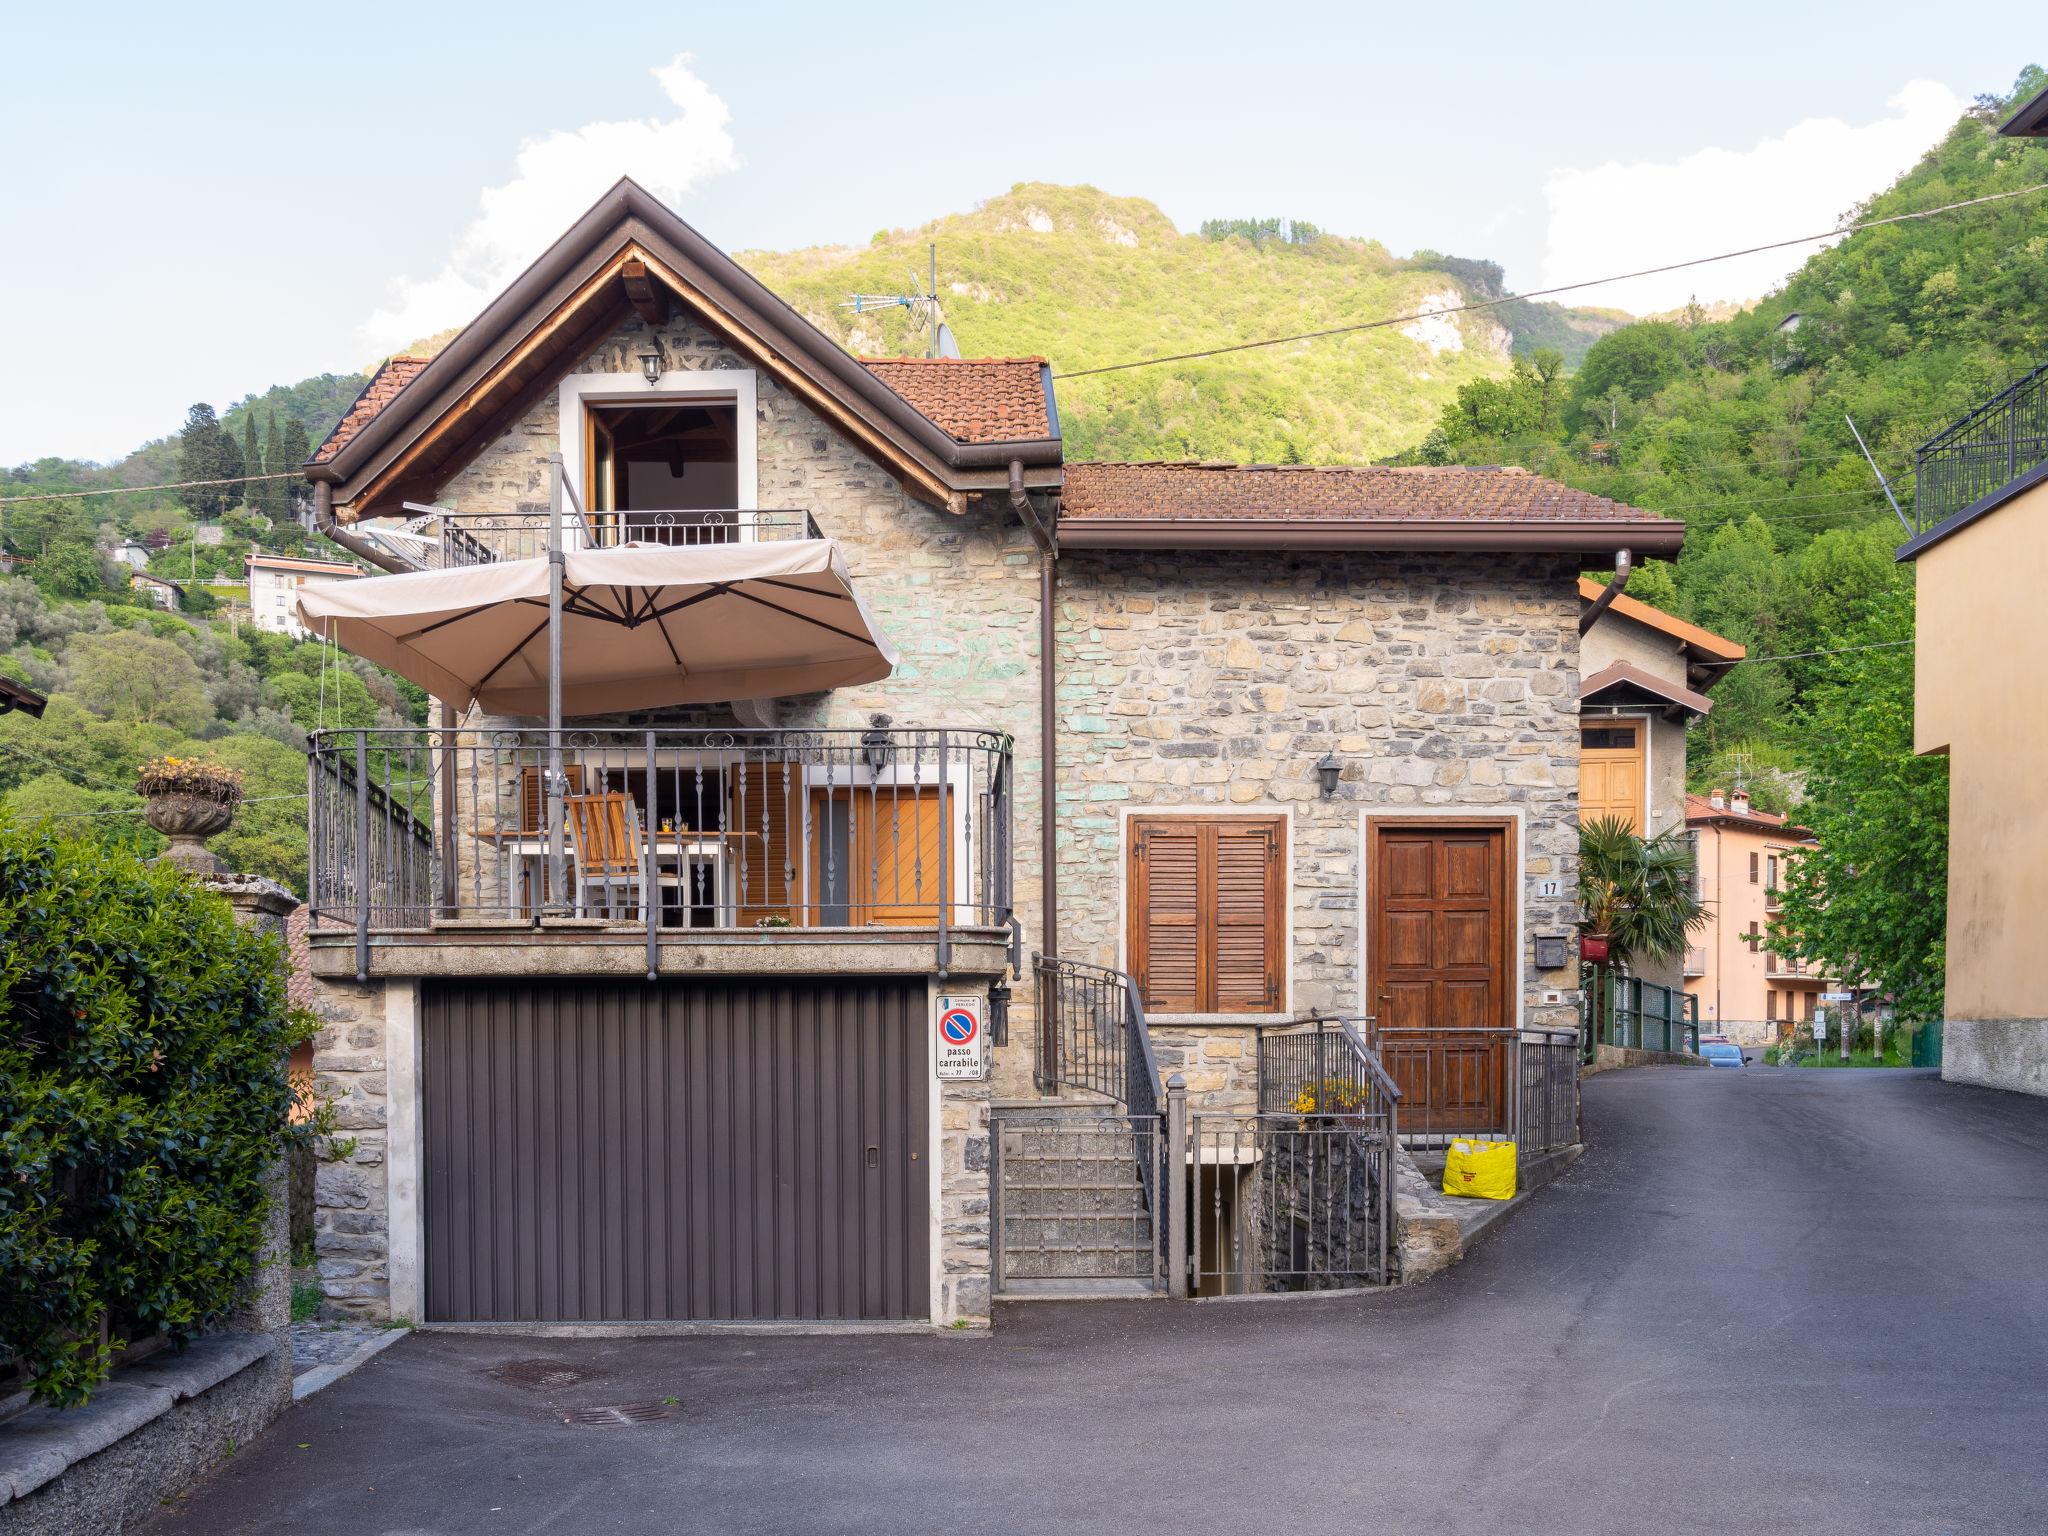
[1316,751,1342,797]
[639,345,664,385]
[860,715,895,774]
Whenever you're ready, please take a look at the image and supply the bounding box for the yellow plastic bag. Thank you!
[1441,1138,1517,1201]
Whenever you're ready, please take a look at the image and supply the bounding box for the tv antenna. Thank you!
[842,243,959,358]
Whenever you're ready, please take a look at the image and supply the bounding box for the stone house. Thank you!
[296,178,1683,1330]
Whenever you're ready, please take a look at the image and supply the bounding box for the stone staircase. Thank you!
[992,1105,1163,1298]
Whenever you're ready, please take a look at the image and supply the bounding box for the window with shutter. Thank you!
[1127,816,1285,1014]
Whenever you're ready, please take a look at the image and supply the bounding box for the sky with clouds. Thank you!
[0,1,2037,464]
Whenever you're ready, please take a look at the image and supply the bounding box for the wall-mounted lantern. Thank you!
[638,345,664,385]
[1316,752,1342,798]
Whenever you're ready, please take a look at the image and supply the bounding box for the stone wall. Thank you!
[305,979,391,1317]
[1053,550,1585,1107]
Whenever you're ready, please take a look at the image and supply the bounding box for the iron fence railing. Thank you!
[1033,955,1160,1118]
[1366,1023,1517,1150]
[991,1114,1167,1293]
[434,507,822,566]
[1582,971,1701,1060]
[1518,1026,1581,1163]
[1914,360,2048,532]
[1187,1110,1397,1293]
[307,726,1012,976]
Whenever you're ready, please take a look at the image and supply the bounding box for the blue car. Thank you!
[1700,1042,1745,1068]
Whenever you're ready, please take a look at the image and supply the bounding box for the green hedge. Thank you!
[0,817,312,1407]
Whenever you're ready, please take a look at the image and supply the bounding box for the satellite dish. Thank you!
[934,322,961,360]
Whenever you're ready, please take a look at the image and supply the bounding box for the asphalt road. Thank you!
[143,1066,2048,1535]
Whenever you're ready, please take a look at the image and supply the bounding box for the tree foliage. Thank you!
[0,819,313,1406]
[1770,582,1948,1022]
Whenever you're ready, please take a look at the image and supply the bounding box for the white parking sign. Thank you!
[934,995,986,1080]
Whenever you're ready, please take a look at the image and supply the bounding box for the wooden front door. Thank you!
[1367,821,1513,1135]
[1580,720,1644,833]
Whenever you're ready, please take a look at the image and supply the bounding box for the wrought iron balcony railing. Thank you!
[435,507,824,567]
[307,725,1013,974]
[1914,361,2048,533]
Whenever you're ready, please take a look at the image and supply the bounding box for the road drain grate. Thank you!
[488,1358,609,1391]
[562,1401,678,1426]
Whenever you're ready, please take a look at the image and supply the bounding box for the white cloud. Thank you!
[360,55,739,355]
[1538,81,1963,315]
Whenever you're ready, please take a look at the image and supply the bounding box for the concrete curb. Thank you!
[291,1328,411,1402]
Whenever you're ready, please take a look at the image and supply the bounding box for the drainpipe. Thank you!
[1576,548,1634,636]
[1010,461,1057,966]
[310,479,411,574]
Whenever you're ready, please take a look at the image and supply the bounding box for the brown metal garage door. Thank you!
[421,977,929,1323]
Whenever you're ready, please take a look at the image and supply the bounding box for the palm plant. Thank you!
[1578,816,1705,973]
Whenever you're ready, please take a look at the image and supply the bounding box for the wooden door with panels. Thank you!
[1580,720,1644,833]
[1127,816,1285,1014]
[1366,820,1513,1135]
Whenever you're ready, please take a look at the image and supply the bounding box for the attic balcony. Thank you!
[1913,360,2048,533]
[305,725,1015,984]
[433,506,822,568]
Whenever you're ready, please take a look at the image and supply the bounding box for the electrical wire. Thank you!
[1698,639,1914,670]
[1053,181,2048,380]
[0,471,303,507]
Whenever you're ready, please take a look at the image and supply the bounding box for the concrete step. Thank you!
[996,1277,1162,1301]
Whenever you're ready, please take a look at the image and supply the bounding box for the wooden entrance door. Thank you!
[1580,720,1644,832]
[1367,821,1513,1135]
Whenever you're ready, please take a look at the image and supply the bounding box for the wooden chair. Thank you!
[564,791,647,920]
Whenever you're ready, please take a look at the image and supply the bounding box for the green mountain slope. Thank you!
[1408,65,2048,769]
[742,183,1622,464]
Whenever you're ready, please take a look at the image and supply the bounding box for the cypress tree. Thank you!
[239,412,260,514]
[278,416,312,523]
[260,407,285,518]
[176,404,232,519]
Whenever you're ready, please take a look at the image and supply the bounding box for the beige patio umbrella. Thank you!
[294,537,898,716]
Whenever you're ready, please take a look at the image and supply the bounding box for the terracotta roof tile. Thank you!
[311,356,431,465]
[284,905,315,1011]
[1061,461,1667,523]
[862,358,1051,445]
[1684,792,1813,839]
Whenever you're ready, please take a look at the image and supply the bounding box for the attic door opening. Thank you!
[587,400,741,545]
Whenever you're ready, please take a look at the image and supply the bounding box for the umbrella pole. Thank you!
[546,453,568,915]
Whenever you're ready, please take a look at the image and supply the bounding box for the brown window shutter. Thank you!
[733,762,799,924]
[1129,821,1202,1012]
[1749,851,1759,883]
[1212,820,1284,1012]
[1128,816,1284,1014]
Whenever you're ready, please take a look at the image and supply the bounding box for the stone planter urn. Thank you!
[137,757,244,876]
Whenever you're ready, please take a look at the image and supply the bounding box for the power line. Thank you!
[0,471,303,507]
[1053,181,2048,380]
[1700,639,1913,671]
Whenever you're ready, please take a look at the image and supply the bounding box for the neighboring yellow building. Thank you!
[1685,791,1828,1046]
[1899,380,2048,1094]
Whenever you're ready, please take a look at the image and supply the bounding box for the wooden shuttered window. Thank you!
[1127,816,1285,1014]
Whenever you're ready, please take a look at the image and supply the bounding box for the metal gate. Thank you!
[420,977,929,1323]
[991,1113,1166,1291]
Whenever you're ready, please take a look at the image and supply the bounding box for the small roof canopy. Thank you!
[296,539,897,716]
[1580,660,1714,721]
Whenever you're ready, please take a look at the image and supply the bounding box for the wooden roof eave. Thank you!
[315,180,1061,520]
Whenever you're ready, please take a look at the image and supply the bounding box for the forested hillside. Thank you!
[742,183,1622,463]
[1403,66,2048,789]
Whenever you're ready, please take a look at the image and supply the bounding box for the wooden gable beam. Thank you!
[620,257,669,330]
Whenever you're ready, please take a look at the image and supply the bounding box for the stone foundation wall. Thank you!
[305,978,392,1318]
[1942,1018,2048,1097]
